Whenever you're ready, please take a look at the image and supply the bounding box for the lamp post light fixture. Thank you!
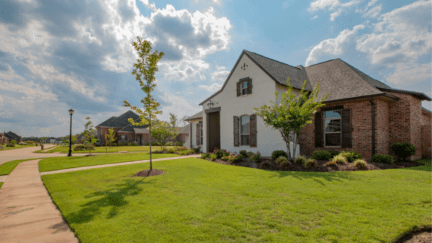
[207,100,214,109]
[67,109,74,157]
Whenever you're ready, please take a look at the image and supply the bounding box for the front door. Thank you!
[207,111,220,152]
[137,135,142,145]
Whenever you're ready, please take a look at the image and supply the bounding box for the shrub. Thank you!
[328,150,340,158]
[325,161,337,167]
[193,145,201,154]
[227,154,244,164]
[176,142,183,146]
[275,156,288,165]
[239,150,247,156]
[167,148,176,153]
[209,154,217,161]
[248,151,261,163]
[10,140,17,145]
[74,144,95,151]
[332,154,347,165]
[312,150,332,161]
[131,142,138,146]
[280,161,293,170]
[18,142,26,145]
[221,155,229,161]
[201,153,210,159]
[177,147,188,151]
[294,156,307,165]
[178,149,194,156]
[260,161,272,170]
[354,159,367,169]
[391,142,416,161]
[305,159,318,168]
[246,152,254,158]
[371,154,394,164]
[272,150,287,160]
[6,142,15,147]
[214,149,224,159]
[340,151,362,162]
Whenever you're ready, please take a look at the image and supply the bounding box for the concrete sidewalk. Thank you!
[0,160,78,243]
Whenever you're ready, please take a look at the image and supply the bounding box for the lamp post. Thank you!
[68,109,74,157]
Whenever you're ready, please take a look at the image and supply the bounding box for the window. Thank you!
[242,81,248,95]
[240,116,250,146]
[324,110,341,146]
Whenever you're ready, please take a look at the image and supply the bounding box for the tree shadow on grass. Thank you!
[66,177,153,224]
[268,170,355,186]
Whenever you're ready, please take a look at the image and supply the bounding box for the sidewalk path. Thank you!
[0,160,78,243]
[41,154,201,175]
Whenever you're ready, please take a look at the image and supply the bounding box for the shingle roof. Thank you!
[184,111,203,121]
[376,87,431,101]
[96,111,140,128]
[4,131,20,140]
[178,124,190,134]
[244,51,312,91]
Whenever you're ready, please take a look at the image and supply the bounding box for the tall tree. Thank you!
[123,36,164,171]
[254,79,328,160]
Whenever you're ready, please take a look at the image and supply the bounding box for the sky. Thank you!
[0,0,430,137]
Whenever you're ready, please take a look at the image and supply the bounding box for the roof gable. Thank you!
[97,111,140,128]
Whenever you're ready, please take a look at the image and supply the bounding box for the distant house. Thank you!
[3,131,22,143]
[45,137,56,143]
[0,133,9,144]
[76,134,87,144]
[96,110,189,145]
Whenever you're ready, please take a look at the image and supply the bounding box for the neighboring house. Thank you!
[96,110,188,145]
[184,111,203,149]
[75,134,87,144]
[45,137,56,144]
[3,131,22,143]
[177,125,190,144]
[54,138,63,144]
[190,50,431,160]
[0,133,9,144]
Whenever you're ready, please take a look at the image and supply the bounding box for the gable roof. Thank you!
[178,124,190,134]
[4,131,20,140]
[184,111,203,121]
[199,50,312,106]
[96,110,140,128]
[376,87,431,101]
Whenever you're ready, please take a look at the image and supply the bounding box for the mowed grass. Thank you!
[42,158,432,243]
[0,159,38,175]
[0,182,3,189]
[39,153,180,172]
[41,145,177,154]
[0,144,37,151]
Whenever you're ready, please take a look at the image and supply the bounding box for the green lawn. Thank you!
[39,145,177,154]
[0,159,39,175]
[0,144,38,151]
[0,182,3,189]
[42,158,431,243]
[39,153,180,172]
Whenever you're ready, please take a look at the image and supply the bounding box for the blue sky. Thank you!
[0,0,430,137]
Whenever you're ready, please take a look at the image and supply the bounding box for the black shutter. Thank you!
[196,123,200,145]
[315,112,323,147]
[342,109,352,148]
[250,114,257,147]
[237,82,241,96]
[247,79,252,94]
[234,116,239,147]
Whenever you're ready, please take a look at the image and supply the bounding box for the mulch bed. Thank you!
[395,226,432,243]
[204,157,423,172]
[133,169,166,177]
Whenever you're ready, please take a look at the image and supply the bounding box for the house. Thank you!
[96,110,189,145]
[76,134,87,144]
[0,133,9,144]
[188,50,431,160]
[45,137,56,144]
[3,131,22,143]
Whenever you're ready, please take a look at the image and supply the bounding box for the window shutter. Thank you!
[315,112,323,147]
[196,123,200,145]
[250,114,257,147]
[342,109,352,148]
[247,79,252,94]
[234,116,239,147]
[237,82,241,97]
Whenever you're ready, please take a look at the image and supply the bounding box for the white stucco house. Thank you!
[185,50,301,157]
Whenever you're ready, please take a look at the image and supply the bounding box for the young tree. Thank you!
[254,79,328,160]
[169,113,179,141]
[65,135,77,144]
[123,36,164,171]
[151,119,178,151]
[82,117,97,155]
[104,128,117,154]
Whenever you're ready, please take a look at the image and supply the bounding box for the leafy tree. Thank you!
[123,37,164,171]
[104,128,117,153]
[254,79,328,160]
[65,135,77,144]
[169,113,179,140]
[151,120,178,151]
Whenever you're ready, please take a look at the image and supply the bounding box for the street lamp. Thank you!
[68,109,74,157]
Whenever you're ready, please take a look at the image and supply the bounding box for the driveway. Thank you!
[0,145,83,166]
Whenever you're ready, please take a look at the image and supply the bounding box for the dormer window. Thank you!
[237,78,252,97]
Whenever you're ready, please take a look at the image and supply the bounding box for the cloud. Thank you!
[309,0,360,21]
[211,66,229,82]
[305,24,365,66]
[311,15,319,20]
[199,82,222,92]
[386,63,431,86]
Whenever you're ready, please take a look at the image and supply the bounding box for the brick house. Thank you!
[0,133,8,144]
[96,110,189,145]
[194,50,431,160]
[3,131,22,143]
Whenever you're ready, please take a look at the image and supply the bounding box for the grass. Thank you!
[42,158,432,243]
[39,145,178,154]
[39,153,180,172]
[0,182,3,189]
[0,159,38,175]
[0,144,38,151]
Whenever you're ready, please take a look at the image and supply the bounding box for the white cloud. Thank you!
[211,66,229,82]
[311,15,319,20]
[309,0,360,21]
[158,92,201,121]
[199,82,222,92]
[386,63,431,86]
[305,24,365,66]
[363,4,382,18]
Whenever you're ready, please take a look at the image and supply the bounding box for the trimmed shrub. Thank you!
[272,150,287,160]
[209,154,217,161]
[193,147,200,153]
[280,161,293,170]
[305,159,318,168]
[6,142,15,147]
[201,153,210,159]
[325,161,337,167]
[354,159,367,169]
[332,154,347,165]
[177,147,188,151]
[246,152,254,158]
[371,154,394,164]
[260,161,272,170]
[275,156,288,165]
[311,150,332,161]
[167,148,176,153]
[248,151,261,163]
[178,149,194,156]
[340,151,362,162]
[239,150,247,156]
[228,154,244,164]
[131,142,138,146]
[328,150,340,158]
[214,149,224,158]
[74,144,95,151]
[391,142,416,161]
[294,156,307,165]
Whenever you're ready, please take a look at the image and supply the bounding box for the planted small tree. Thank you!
[104,128,117,154]
[151,120,178,151]
[254,79,328,160]
[82,117,97,155]
[123,36,164,172]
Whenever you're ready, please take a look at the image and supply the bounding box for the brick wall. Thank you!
[98,127,121,145]
[375,99,390,155]
[422,111,431,125]
[422,125,431,159]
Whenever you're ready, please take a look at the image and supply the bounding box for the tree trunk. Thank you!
[279,128,292,160]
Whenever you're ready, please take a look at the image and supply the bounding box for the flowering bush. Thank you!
[227,153,244,164]
[354,159,367,169]
[248,151,261,163]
